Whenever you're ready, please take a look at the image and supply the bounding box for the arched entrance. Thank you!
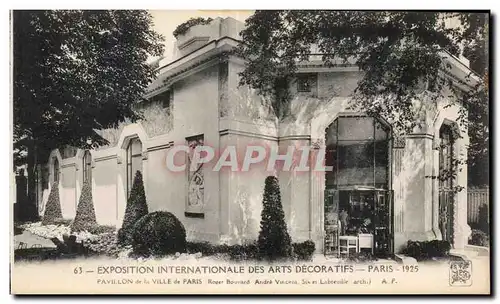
[82,150,92,184]
[438,124,455,245]
[323,115,393,258]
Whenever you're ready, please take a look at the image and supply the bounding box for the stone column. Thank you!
[392,137,406,251]
[431,140,443,240]
[309,138,325,252]
[453,137,471,249]
[401,134,436,242]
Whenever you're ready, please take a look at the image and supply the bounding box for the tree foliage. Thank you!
[13,10,164,151]
[70,180,98,232]
[117,171,149,246]
[237,11,489,188]
[257,176,293,261]
[42,181,63,225]
[13,10,164,210]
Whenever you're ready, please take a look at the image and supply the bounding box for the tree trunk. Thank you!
[26,140,39,220]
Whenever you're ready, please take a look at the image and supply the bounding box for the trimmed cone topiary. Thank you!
[117,171,149,246]
[257,176,292,261]
[131,211,187,257]
[70,180,97,232]
[42,181,63,225]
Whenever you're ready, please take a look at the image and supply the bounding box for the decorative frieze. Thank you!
[311,138,324,149]
[186,135,205,213]
[393,137,406,149]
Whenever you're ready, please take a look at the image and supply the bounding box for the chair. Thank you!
[357,233,374,254]
[339,235,358,258]
[324,223,339,255]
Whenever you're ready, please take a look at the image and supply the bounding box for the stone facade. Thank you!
[36,17,475,253]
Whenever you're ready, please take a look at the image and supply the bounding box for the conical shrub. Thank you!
[117,171,149,246]
[70,180,97,232]
[42,181,63,225]
[257,176,292,261]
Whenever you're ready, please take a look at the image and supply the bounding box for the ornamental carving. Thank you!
[393,137,406,149]
[311,138,324,149]
[187,135,204,208]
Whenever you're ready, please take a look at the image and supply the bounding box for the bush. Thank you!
[187,241,219,256]
[229,242,259,261]
[469,229,489,247]
[292,240,316,261]
[70,180,97,233]
[42,181,63,225]
[52,218,72,226]
[131,211,186,257]
[402,240,451,261]
[186,241,259,260]
[117,171,149,246]
[88,225,116,235]
[86,233,122,257]
[173,17,213,37]
[257,176,293,261]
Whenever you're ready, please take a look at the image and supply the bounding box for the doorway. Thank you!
[323,115,393,258]
[324,189,393,258]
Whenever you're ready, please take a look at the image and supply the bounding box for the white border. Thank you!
[2,4,497,303]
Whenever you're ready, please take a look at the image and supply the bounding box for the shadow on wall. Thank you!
[228,186,261,245]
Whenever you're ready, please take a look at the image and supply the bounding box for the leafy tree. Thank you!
[70,180,97,232]
[460,13,489,187]
[13,10,164,215]
[117,171,149,246]
[237,11,488,190]
[257,176,292,261]
[42,181,62,225]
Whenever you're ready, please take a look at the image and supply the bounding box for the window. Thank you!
[324,116,393,257]
[439,125,454,189]
[325,116,390,189]
[53,157,59,183]
[297,74,316,92]
[82,150,92,183]
[126,138,143,195]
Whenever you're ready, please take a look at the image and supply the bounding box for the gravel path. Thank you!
[14,230,56,249]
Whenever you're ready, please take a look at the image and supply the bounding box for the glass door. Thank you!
[324,189,339,255]
[373,190,394,258]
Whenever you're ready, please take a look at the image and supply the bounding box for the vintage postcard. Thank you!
[10,10,491,295]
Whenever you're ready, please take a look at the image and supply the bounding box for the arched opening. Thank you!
[438,124,455,245]
[324,115,393,258]
[82,150,92,184]
[53,157,60,183]
[126,137,143,196]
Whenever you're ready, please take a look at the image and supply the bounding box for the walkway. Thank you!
[13,229,56,249]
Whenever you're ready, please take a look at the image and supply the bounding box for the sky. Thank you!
[149,10,254,62]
